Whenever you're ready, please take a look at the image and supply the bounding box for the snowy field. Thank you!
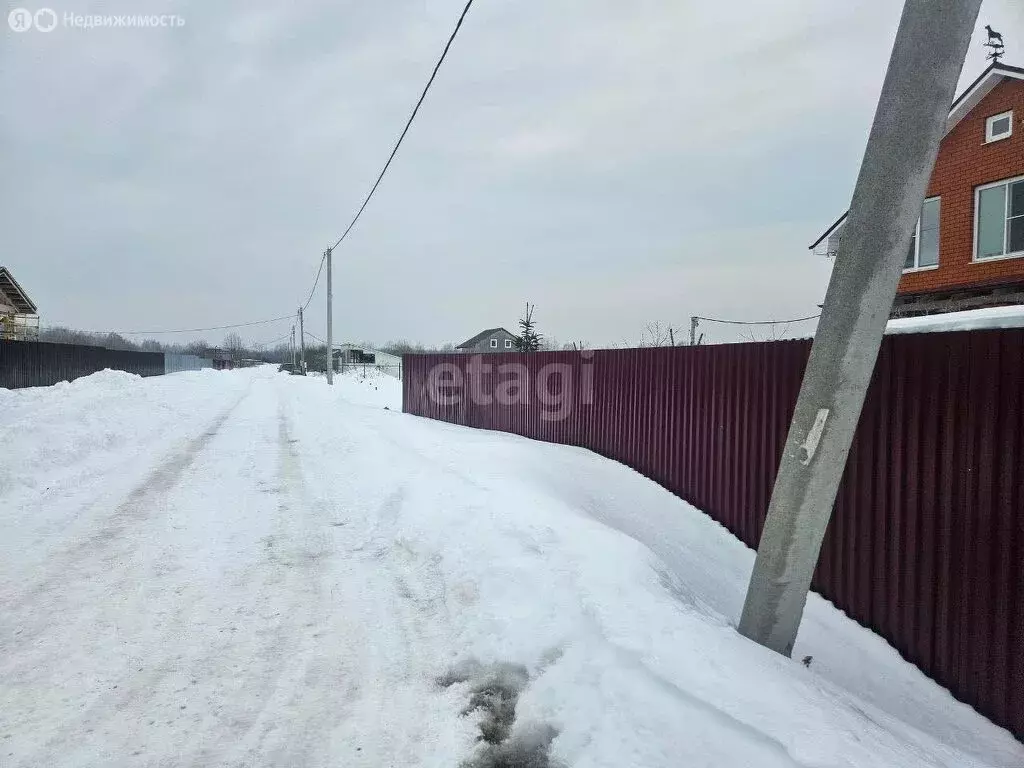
[1,367,1020,768]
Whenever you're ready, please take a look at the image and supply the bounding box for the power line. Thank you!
[255,331,292,347]
[48,1,476,348]
[327,0,475,252]
[116,314,295,335]
[693,313,821,326]
[302,254,327,311]
[303,329,326,344]
[43,314,295,336]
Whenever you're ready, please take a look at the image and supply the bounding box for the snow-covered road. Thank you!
[1,367,1020,767]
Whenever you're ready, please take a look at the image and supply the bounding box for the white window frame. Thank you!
[973,174,1024,263]
[489,338,498,348]
[504,339,512,349]
[985,110,1013,143]
[904,196,941,273]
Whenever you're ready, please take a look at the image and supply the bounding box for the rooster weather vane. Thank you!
[984,25,1005,62]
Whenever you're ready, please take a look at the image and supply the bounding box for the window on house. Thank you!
[504,339,512,348]
[490,338,498,348]
[904,197,940,270]
[985,110,1013,143]
[975,176,1024,261]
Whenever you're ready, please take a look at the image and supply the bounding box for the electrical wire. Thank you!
[693,313,821,326]
[42,314,295,336]
[46,2,476,346]
[255,332,292,347]
[303,329,326,345]
[290,0,475,328]
[301,253,327,311]
[327,0,475,252]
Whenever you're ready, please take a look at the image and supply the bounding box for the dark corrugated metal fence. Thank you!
[0,340,164,389]
[402,330,1024,740]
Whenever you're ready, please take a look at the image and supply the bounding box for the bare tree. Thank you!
[223,332,245,357]
[562,340,590,351]
[184,340,208,356]
[638,322,675,347]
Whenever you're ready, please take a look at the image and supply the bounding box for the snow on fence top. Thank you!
[886,305,1024,335]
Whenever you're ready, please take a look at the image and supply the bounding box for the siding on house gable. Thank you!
[458,328,519,353]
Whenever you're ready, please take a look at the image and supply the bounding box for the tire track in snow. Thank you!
[221,396,347,768]
[275,380,475,766]
[82,383,345,768]
[1,388,255,765]
[2,388,251,632]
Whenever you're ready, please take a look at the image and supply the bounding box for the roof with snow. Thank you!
[456,327,518,349]
[809,61,1024,252]
[0,267,37,315]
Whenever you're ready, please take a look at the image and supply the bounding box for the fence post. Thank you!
[737,0,981,656]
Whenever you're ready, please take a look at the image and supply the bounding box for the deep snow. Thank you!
[0,367,1019,767]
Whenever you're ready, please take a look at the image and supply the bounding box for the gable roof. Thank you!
[0,267,37,314]
[947,61,1024,131]
[456,327,517,348]
[809,62,1024,252]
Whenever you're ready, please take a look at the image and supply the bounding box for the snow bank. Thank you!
[0,368,242,493]
[0,367,268,574]
[289,384,1023,768]
[887,305,1024,334]
[333,366,402,409]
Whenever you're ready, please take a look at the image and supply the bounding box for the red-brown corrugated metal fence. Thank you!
[402,329,1024,740]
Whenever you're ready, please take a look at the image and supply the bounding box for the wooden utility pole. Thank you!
[298,307,306,374]
[738,0,982,656]
[326,247,333,386]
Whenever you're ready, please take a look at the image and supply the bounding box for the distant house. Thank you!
[811,62,1024,318]
[205,348,233,371]
[337,343,376,364]
[0,267,39,341]
[336,343,402,377]
[456,327,519,353]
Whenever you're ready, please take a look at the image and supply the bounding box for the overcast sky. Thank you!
[2,0,1021,348]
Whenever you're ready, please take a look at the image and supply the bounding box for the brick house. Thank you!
[811,62,1024,317]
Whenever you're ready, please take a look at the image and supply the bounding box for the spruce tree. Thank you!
[515,302,542,352]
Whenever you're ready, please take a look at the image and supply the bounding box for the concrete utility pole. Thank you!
[291,325,297,370]
[738,0,981,657]
[689,317,698,346]
[298,307,306,374]
[325,247,333,386]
